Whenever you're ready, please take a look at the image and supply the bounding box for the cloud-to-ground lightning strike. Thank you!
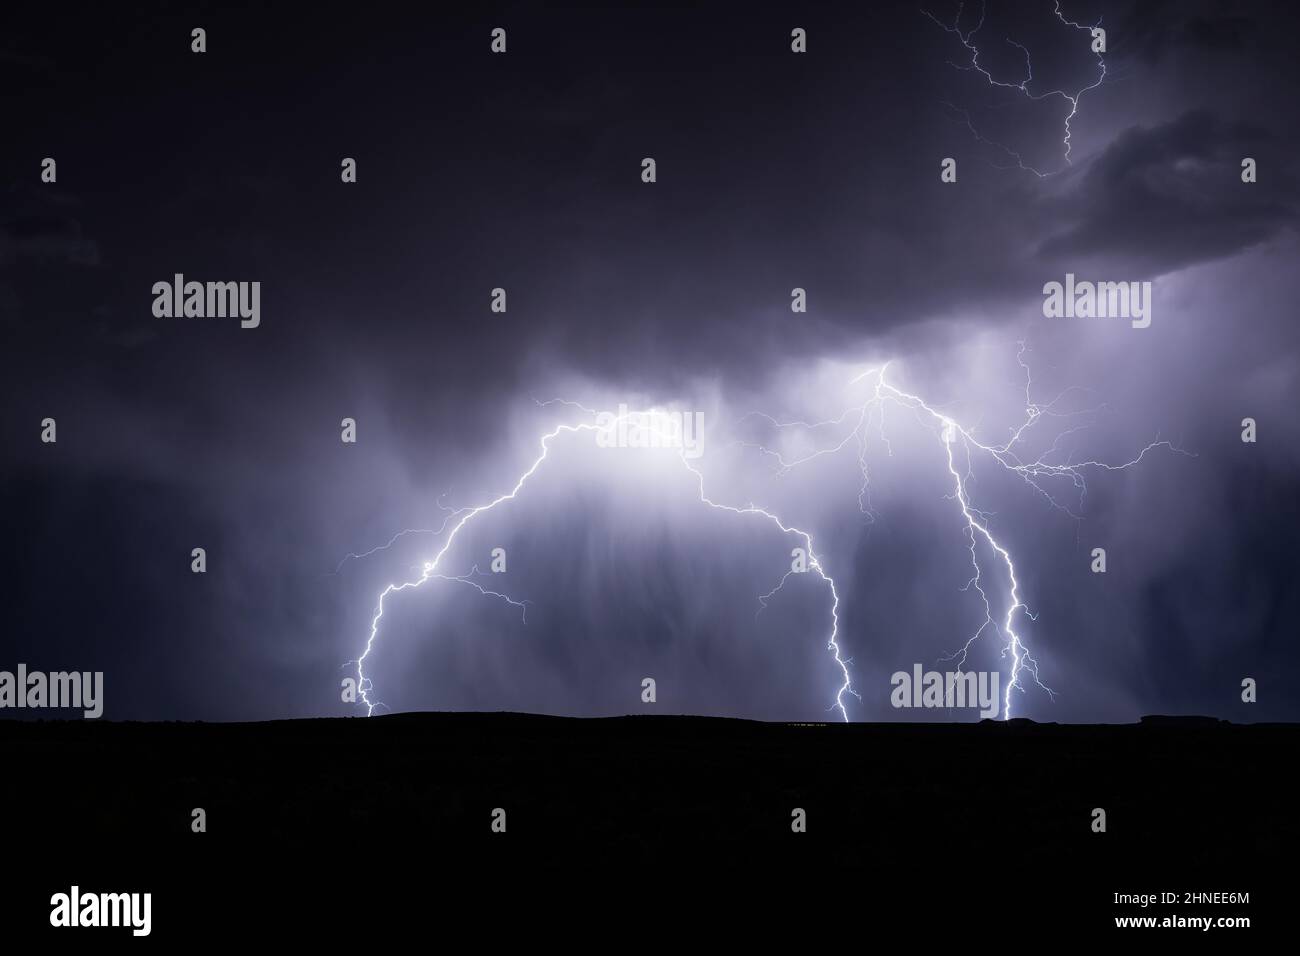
[922,0,1106,176]
[345,347,1182,721]
[347,407,859,720]
[741,347,1187,718]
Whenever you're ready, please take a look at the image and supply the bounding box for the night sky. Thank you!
[3,0,1297,723]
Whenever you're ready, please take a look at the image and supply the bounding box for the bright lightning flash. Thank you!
[741,346,1186,718]
[344,348,1183,722]
[346,405,858,720]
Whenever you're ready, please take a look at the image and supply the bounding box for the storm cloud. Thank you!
[2,1,1297,722]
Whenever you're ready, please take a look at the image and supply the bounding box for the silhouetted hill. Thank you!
[1,713,1288,936]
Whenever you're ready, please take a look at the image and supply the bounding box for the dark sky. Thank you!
[3,0,1297,722]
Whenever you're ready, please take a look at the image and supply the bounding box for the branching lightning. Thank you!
[343,346,1184,722]
[739,345,1187,718]
[922,0,1106,177]
[345,407,858,720]
[330,496,465,576]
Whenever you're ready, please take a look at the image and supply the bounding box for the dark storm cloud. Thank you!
[2,1,1298,722]
[1,218,99,267]
[1036,109,1296,272]
[1114,0,1262,62]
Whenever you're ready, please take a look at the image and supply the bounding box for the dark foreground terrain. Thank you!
[1,713,1292,937]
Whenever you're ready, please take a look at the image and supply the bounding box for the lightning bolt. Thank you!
[741,345,1189,718]
[346,406,859,720]
[344,346,1185,722]
[923,0,1106,177]
[329,494,465,576]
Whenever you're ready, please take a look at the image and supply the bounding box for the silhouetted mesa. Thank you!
[2,713,1291,866]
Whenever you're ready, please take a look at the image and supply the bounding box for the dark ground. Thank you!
[1,713,1291,938]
